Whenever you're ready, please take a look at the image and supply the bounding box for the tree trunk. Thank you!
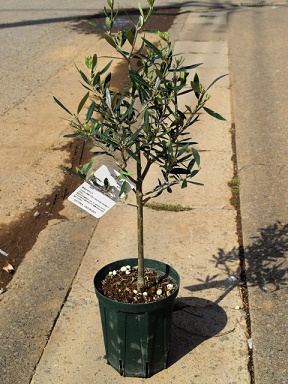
[136,161,145,290]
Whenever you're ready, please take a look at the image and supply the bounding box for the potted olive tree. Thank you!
[54,0,225,378]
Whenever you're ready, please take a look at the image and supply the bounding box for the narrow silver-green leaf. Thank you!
[106,88,112,109]
[142,38,162,57]
[86,101,95,121]
[75,64,90,85]
[64,133,79,138]
[127,27,136,45]
[192,147,200,166]
[169,63,202,72]
[203,107,226,121]
[77,92,89,115]
[126,147,141,163]
[119,180,127,198]
[206,74,228,91]
[53,96,73,116]
[104,34,117,48]
[130,126,143,141]
[138,3,144,18]
[99,60,112,75]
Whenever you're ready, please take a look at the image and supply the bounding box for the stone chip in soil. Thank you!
[99,266,177,304]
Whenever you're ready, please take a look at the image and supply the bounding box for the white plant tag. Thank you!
[68,165,135,218]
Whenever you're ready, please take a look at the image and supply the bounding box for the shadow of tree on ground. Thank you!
[213,221,288,292]
[168,221,287,366]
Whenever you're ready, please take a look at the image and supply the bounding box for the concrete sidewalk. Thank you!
[2,2,288,383]
[30,5,250,384]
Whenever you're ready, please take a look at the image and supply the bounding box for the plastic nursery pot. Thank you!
[94,258,180,378]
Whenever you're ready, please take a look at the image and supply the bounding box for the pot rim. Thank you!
[94,258,180,311]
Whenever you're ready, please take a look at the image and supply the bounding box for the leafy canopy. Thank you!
[54,0,226,204]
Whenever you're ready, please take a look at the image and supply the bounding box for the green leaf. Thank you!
[181,179,188,188]
[130,70,150,88]
[104,34,117,48]
[92,73,100,87]
[130,126,143,141]
[53,96,73,116]
[178,143,189,157]
[84,56,92,69]
[203,107,226,121]
[91,54,98,73]
[105,16,112,30]
[138,15,144,28]
[147,30,170,42]
[138,3,144,18]
[104,72,112,88]
[118,170,133,178]
[192,147,200,167]
[138,87,150,104]
[86,101,95,121]
[119,180,127,198]
[64,133,79,138]
[206,74,228,91]
[99,60,113,75]
[155,68,163,79]
[143,109,149,127]
[142,38,162,58]
[88,21,99,29]
[64,166,84,179]
[103,6,108,17]
[178,153,192,164]
[77,92,89,115]
[193,73,200,99]
[170,167,190,175]
[105,88,112,109]
[127,27,136,45]
[81,159,94,176]
[187,181,204,186]
[187,158,195,171]
[126,147,141,163]
[119,29,127,47]
[157,31,169,42]
[178,88,194,96]
[190,81,201,93]
[75,65,90,85]
[190,169,199,178]
[169,63,202,72]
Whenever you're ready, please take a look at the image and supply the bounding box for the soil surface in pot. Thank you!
[99,266,177,303]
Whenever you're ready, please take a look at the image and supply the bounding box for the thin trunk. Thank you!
[136,159,145,290]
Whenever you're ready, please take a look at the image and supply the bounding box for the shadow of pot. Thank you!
[169,297,228,365]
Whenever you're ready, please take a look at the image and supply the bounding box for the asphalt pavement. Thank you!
[229,5,288,383]
[0,2,287,383]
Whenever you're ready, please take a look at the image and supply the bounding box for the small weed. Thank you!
[229,124,235,134]
[241,1,271,6]
[228,176,240,208]
[145,202,192,212]
[228,176,240,190]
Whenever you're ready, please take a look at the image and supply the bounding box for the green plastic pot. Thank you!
[94,258,180,378]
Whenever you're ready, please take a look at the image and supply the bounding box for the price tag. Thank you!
[68,165,135,218]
